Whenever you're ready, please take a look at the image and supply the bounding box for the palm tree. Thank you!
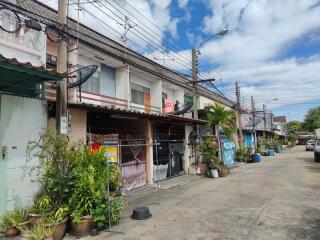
[206,103,237,164]
[206,103,237,141]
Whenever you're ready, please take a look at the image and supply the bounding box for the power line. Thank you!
[82,0,230,97]
[4,0,235,106]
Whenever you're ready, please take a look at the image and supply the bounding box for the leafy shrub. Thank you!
[236,148,249,162]
[0,208,27,231]
[29,220,53,240]
[198,138,221,170]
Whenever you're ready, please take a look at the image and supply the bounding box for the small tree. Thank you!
[206,103,237,141]
[288,133,297,144]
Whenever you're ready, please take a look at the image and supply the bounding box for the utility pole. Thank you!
[263,104,266,139]
[191,48,198,120]
[56,0,68,134]
[251,96,257,150]
[236,82,243,148]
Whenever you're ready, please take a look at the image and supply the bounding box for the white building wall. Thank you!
[116,66,129,107]
[151,80,162,112]
[0,20,46,66]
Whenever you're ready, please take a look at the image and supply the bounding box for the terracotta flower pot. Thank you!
[218,167,228,177]
[42,237,53,240]
[71,216,94,238]
[5,226,21,237]
[198,163,206,174]
[27,213,41,228]
[46,218,68,240]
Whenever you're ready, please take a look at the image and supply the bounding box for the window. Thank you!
[130,83,150,105]
[184,94,193,104]
[81,66,100,94]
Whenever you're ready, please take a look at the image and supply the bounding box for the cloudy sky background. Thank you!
[41,0,320,121]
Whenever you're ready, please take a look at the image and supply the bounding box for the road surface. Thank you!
[91,146,320,240]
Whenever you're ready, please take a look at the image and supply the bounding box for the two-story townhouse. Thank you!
[242,109,274,149]
[8,0,235,190]
[0,1,64,216]
[273,116,287,142]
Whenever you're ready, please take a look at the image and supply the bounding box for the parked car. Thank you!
[315,129,320,162]
[306,139,315,151]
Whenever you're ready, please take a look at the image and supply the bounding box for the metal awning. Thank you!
[69,102,207,125]
[0,54,64,81]
[0,54,64,98]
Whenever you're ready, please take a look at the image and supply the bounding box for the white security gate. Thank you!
[0,94,47,217]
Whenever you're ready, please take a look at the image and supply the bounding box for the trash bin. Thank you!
[275,146,281,153]
[268,150,275,156]
[254,153,261,163]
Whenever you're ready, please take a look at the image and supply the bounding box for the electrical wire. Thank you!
[2,0,235,106]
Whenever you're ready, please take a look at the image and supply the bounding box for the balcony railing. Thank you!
[77,90,128,108]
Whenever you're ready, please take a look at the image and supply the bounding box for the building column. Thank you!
[184,125,194,174]
[145,119,154,186]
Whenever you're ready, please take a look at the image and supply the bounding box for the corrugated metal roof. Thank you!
[69,102,207,124]
[0,54,66,79]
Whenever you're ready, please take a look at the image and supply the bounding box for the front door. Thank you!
[0,94,47,217]
[144,93,151,113]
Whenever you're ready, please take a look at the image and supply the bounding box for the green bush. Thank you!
[198,138,221,170]
[0,208,27,231]
[25,132,124,229]
[236,148,250,162]
[29,220,53,240]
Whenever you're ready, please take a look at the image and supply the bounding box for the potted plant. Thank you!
[27,195,53,228]
[218,163,228,177]
[0,208,27,237]
[236,148,246,162]
[198,138,221,178]
[43,207,69,240]
[69,163,96,238]
[29,220,54,240]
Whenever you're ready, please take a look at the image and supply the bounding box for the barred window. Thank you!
[130,83,150,105]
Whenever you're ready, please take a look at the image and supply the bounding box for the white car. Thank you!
[306,140,315,151]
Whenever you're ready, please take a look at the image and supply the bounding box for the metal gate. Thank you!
[153,140,184,181]
[120,139,147,191]
[0,94,47,217]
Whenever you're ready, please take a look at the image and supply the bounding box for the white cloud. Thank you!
[39,0,179,50]
[178,0,189,8]
[199,0,320,118]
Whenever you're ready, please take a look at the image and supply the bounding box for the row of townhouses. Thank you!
[0,0,286,217]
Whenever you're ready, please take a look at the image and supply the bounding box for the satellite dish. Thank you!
[67,65,98,89]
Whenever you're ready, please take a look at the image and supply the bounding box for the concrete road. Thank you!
[96,146,320,240]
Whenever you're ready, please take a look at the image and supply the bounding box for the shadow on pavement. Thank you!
[288,208,320,240]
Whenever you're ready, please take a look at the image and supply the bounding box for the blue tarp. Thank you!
[220,135,235,167]
[245,132,254,149]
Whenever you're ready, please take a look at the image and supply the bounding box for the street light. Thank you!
[265,98,278,105]
[191,28,229,119]
[198,29,229,49]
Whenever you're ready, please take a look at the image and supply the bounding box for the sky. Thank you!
[41,0,320,121]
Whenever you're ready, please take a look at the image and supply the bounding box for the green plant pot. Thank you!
[204,169,213,178]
